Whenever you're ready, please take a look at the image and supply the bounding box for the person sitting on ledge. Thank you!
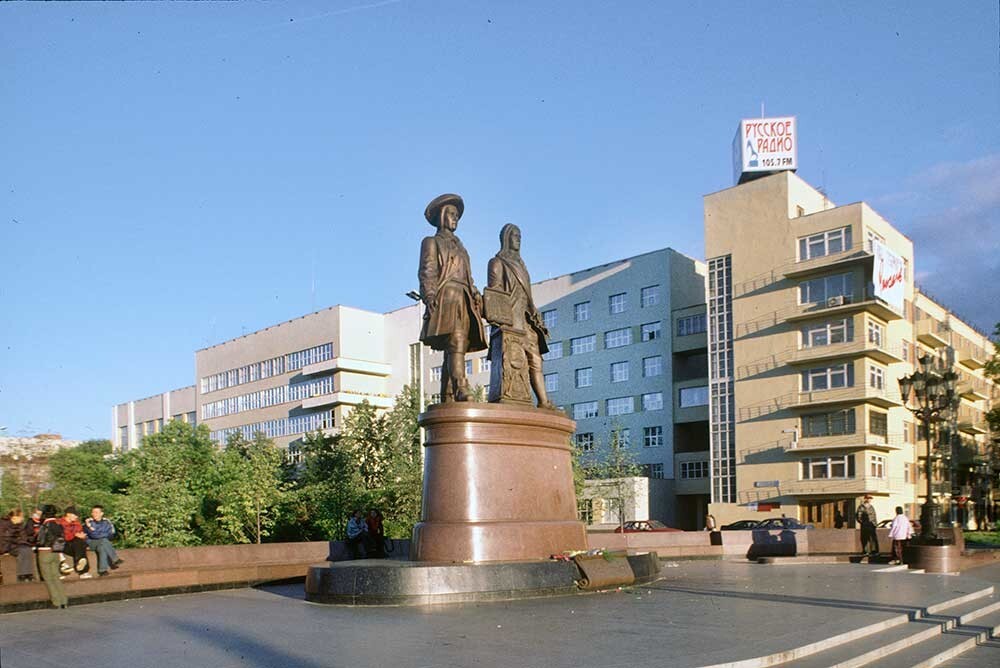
[1,508,37,583]
[84,505,123,576]
[346,510,368,559]
[57,506,91,579]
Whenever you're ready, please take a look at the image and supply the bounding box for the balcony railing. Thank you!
[957,408,989,435]
[793,381,903,410]
[793,432,907,452]
[789,339,906,366]
[787,290,905,323]
[783,249,874,280]
[783,475,905,496]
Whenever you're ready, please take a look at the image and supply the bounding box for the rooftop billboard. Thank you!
[732,116,798,184]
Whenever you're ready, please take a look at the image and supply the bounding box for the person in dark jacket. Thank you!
[26,508,43,544]
[57,506,91,578]
[84,505,122,576]
[365,509,385,559]
[1,508,36,583]
[36,505,69,608]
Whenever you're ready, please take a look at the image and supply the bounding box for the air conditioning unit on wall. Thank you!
[826,296,845,307]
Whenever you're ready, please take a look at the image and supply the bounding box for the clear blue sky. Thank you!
[2,1,998,440]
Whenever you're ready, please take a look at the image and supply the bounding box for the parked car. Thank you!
[720,520,761,530]
[753,518,814,530]
[877,518,921,532]
[613,520,683,533]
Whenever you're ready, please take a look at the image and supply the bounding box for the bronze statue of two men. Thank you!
[418,193,554,409]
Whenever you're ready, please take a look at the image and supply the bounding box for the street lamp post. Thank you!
[898,354,960,543]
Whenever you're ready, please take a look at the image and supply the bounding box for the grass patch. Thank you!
[965,531,1000,547]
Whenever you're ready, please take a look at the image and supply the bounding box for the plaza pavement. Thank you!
[2,560,999,668]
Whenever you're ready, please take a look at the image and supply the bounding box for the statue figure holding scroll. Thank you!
[484,223,555,409]
[418,193,488,403]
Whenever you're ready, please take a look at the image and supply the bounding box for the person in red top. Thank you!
[366,509,385,559]
[57,506,91,578]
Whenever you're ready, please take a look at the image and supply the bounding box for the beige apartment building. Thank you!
[704,170,996,528]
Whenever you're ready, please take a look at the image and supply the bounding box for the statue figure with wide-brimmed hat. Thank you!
[418,193,487,402]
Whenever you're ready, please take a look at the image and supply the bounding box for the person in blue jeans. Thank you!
[83,505,123,576]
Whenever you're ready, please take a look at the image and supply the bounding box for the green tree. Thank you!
[297,430,362,540]
[584,423,642,530]
[216,432,288,544]
[0,468,28,513]
[985,323,1000,433]
[340,400,389,489]
[115,421,218,547]
[378,384,424,538]
[43,439,119,514]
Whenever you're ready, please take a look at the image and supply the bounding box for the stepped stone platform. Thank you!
[3,560,1000,667]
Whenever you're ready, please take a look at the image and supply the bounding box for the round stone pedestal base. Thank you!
[904,543,961,573]
[413,402,588,563]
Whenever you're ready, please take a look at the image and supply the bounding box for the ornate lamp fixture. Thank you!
[898,354,959,543]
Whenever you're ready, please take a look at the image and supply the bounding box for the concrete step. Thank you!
[935,641,1000,667]
[865,630,980,668]
[957,609,1000,637]
[931,593,1000,626]
[924,586,994,615]
[778,619,946,668]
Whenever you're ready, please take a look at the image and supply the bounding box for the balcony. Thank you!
[958,411,989,435]
[783,476,903,497]
[301,357,393,377]
[302,391,394,410]
[792,432,906,453]
[783,249,873,280]
[956,346,987,370]
[915,319,950,348]
[959,380,990,402]
[787,291,904,324]
[791,382,903,410]
[788,339,905,367]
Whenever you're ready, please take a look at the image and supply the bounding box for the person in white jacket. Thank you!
[888,506,914,565]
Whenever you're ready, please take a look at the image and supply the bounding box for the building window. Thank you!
[641,322,662,342]
[801,455,854,479]
[465,360,473,375]
[642,392,664,411]
[542,309,557,329]
[869,364,885,390]
[574,301,591,322]
[649,463,664,479]
[796,205,805,217]
[866,229,885,253]
[802,409,856,437]
[573,401,599,420]
[609,292,627,314]
[901,339,911,362]
[801,363,853,391]
[543,342,563,361]
[679,386,709,407]
[571,335,596,355]
[870,455,886,479]
[578,499,594,524]
[680,461,709,479]
[643,355,663,377]
[798,227,852,260]
[575,432,594,452]
[613,428,631,447]
[605,328,632,348]
[867,320,885,347]
[870,411,888,437]
[799,273,853,305]
[480,356,491,373]
[431,366,443,381]
[641,285,659,308]
[802,318,853,347]
[643,426,663,448]
[575,367,593,388]
[610,361,629,383]
[118,426,128,449]
[606,396,634,416]
[544,373,559,393]
[677,313,706,336]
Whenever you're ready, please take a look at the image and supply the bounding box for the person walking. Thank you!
[0,508,37,583]
[888,507,914,565]
[36,505,69,609]
[857,494,879,561]
[84,505,123,576]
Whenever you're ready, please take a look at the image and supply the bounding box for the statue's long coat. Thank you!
[418,233,487,352]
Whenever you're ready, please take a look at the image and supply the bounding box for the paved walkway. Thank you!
[1,561,997,668]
